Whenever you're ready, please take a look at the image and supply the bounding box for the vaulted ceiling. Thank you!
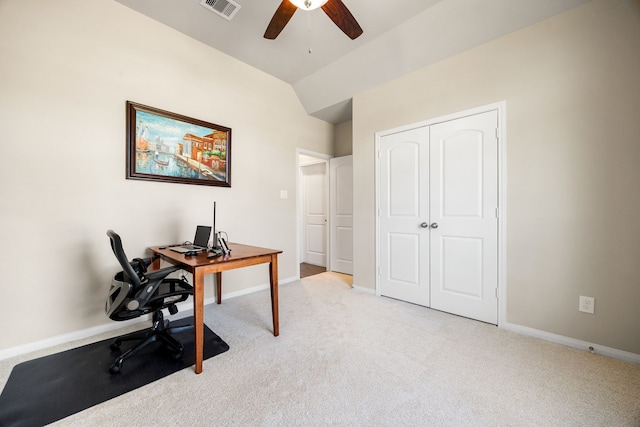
[114,0,590,124]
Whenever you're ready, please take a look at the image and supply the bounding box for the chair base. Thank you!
[109,310,193,374]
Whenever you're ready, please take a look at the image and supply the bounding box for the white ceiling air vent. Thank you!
[200,0,241,21]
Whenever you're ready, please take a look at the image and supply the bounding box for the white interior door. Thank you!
[378,127,430,306]
[330,155,353,275]
[377,110,499,324]
[301,162,327,267]
[429,111,499,324]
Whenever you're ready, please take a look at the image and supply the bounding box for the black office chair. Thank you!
[105,230,193,374]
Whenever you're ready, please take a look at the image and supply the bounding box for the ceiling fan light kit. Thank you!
[264,0,363,40]
[289,0,329,10]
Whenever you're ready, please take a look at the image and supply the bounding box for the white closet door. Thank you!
[378,127,431,306]
[429,111,499,324]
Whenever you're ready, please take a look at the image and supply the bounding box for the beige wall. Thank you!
[353,0,640,354]
[334,120,353,157]
[0,0,333,351]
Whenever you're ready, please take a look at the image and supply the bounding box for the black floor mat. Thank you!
[0,317,228,427]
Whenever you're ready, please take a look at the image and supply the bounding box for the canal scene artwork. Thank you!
[126,101,231,187]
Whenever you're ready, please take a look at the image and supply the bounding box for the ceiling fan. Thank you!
[264,0,363,40]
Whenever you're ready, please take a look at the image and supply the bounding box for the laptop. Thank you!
[170,225,211,253]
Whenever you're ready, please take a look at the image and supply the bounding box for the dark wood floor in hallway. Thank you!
[300,263,326,278]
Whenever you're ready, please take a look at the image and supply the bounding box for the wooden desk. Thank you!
[151,243,282,374]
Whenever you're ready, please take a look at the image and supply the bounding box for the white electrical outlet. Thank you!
[579,296,595,314]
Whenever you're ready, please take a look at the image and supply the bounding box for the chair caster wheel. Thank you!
[109,363,122,374]
[110,342,120,351]
[172,350,183,360]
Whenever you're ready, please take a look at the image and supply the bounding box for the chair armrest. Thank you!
[144,265,182,281]
[126,265,183,311]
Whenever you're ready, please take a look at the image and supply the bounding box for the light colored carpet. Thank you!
[2,272,639,426]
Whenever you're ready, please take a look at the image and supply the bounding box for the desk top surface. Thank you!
[151,242,282,268]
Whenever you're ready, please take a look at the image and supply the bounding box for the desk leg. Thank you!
[269,254,279,336]
[193,269,205,374]
[216,273,222,305]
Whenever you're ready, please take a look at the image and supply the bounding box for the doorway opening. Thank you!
[297,149,331,279]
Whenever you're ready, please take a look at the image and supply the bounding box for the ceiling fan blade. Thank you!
[321,0,363,40]
[264,1,298,39]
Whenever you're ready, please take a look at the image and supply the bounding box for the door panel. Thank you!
[440,236,483,298]
[429,111,498,324]
[306,224,325,253]
[440,132,484,217]
[389,233,419,284]
[378,127,430,306]
[389,144,421,216]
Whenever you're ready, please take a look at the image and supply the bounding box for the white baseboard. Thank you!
[0,316,149,361]
[337,284,639,365]
[352,284,376,295]
[501,321,640,365]
[4,277,637,366]
[217,275,297,301]
[0,275,299,362]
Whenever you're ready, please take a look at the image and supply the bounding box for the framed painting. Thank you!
[126,101,231,187]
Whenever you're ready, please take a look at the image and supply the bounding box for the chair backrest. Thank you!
[107,229,142,289]
[106,230,147,320]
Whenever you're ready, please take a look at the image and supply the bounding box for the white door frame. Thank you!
[296,148,331,278]
[374,101,507,326]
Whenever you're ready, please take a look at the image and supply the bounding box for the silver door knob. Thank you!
[431,223,439,229]
[420,222,429,228]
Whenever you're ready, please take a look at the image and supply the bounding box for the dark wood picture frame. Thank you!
[126,101,231,187]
